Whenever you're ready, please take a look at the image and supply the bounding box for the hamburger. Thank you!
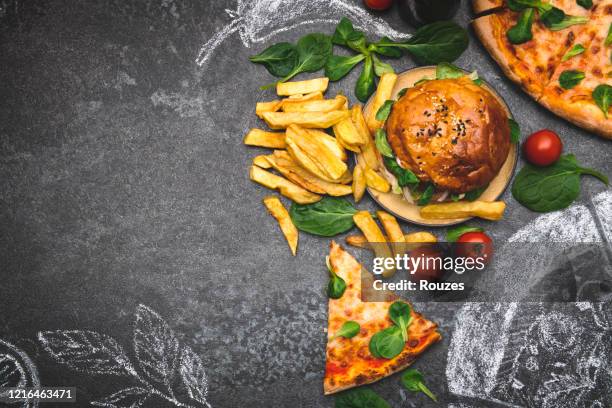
[383,75,511,200]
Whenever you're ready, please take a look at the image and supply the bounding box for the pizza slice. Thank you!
[323,241,441,394]
[473,0,594,98]
[539,0,612,137]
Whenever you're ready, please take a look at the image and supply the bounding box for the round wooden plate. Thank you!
[362,66,518,227]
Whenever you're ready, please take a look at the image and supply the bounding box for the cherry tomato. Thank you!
[409,244,444,282]
[364,0,394,11]
[455,231,493,265]
[522,129,563,166]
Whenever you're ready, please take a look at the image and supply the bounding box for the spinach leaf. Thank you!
[282,33,332,82]
[465,185,488,201]
[369,326,405,359]
[593,84,612,118]
[326,255,347,299]
[249,42,298,77]
[335,388,391,408]
[375,129,394,158]
[355,55,376,102]
[436,62,465,79]
[511,154,608,212]
[375,100,395,121]
[509,118,521,143]
[331,321,360,340]
[507,8,535,44]
[417,184,435,206]
[577,0,592,8]
[548,15,588,31]
[540,7,566,28]
[325,54,366,81]
[370,37,403,58]
[332,17,356,46]
[384,157,419,187]
[606,23,612,46]
[346,31,369,54]
[561,43,585,61]
[289,197,357,236]
[389,301,412,342]
[372,54,395,77]
[446,225,483,242]
[559,70,585,89]
[401,369,437,402]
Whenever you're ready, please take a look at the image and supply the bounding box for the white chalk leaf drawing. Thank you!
[38,331,136,377]
[133,304,180,394]
[91,387,150,408]
[38,304,212,408]
[178,346,209,405]
[0,339,41,408]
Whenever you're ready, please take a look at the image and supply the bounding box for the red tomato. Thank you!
[364,0,394,10]
[522,129,563,166]
[409,244,443,282]
[456,231,493,265]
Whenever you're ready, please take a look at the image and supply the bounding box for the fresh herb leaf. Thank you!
[401,369,437,402]
[417,184,435,206]
[335,388,391,408]
[332,17,356,46]
[289,197,357,236]
[346,31,368,54]
[331,321,360,340]
[375,100,395,121]
[281,33,333,82]
[593,84,612,118]
[249,42,298,77]
[540,7,566,28]
[559,70,585,89]
[389,302,412,342]
[547,15,588,31]
[577,0,592,8]
[326,255,347,299]
[372,54,395,77]
[512,154,608,212]
[370,37,403,58]
[325,54,366,81]
[436,62,465,79]
[506,0,552,13]
[447,225,483,242]
[561,43,586,61]
[369,326,405,359]
[355,55,376,102]
[507,8,535,44]
[509,118,521,143]
[375,129,394,158]
[397,87,409,98]
[384,157,419,187]
[465,185,488,201]
[606,23,612,46]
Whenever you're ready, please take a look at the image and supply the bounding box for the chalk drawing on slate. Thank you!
[196,0,411,67]
[0,338,41,408]
[39,304,212,408]
[446,190,612,408]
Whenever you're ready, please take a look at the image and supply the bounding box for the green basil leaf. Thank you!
[396,21,469,65]
[465,185,488,201]
[346,31,368,54]
[446,225,483,242]
[331,321,360,340]
[389,302,412,342]
[436,62,465,79]
[249,42,298,77]
[355,55,376,102]
[281,33,332,82]
[547,15,588,31]
[372,54,395,77]
[606,23,612,46]
[325,54,366,81]
[401,369,438,402]
[559,70,585,89]
[375,100,395,121]
[593,84,612,118]
[417,184,435,206]
[383,157,420,187]
[326,255,347,299]
[370,37,403,58]
[509,118,521,143]
[507,8,535,44]
[507,0,552,13]
[332,17,356,46]
[289,197,357,236]
[369,326,405,359]
[335,388,391,408]
[577,0,592,8]
[541,7,566,28]
[561,43,586,61]
[375,129,394,158]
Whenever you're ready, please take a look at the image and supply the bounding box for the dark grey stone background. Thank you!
[0,1,610,407]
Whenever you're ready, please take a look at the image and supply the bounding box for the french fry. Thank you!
[253,155,273,169]
[285,125,348,181]
[281,96,345,113]
[366,72,397,133]
[376,211,405,256]
[263,195,298,256]
[420,201,506,221]
[261,110,350,129]
[353,211,394,277]
[346,231,437,249]
[277,77,329,96]
[306,129,347,162]
[267,151,352,196]
[256,100,282,119]
[352,165,366,202]
[244,129,287,149]
[333,117,365,153]
[285,91,324,101]
[249,165,321,204]
[365,168,390,193]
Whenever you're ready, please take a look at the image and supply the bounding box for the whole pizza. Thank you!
[473,0,612,138]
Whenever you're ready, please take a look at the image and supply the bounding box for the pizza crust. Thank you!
[472,0,503,14]
[539,95,612,139]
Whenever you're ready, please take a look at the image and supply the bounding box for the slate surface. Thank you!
[0,1,610,407]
